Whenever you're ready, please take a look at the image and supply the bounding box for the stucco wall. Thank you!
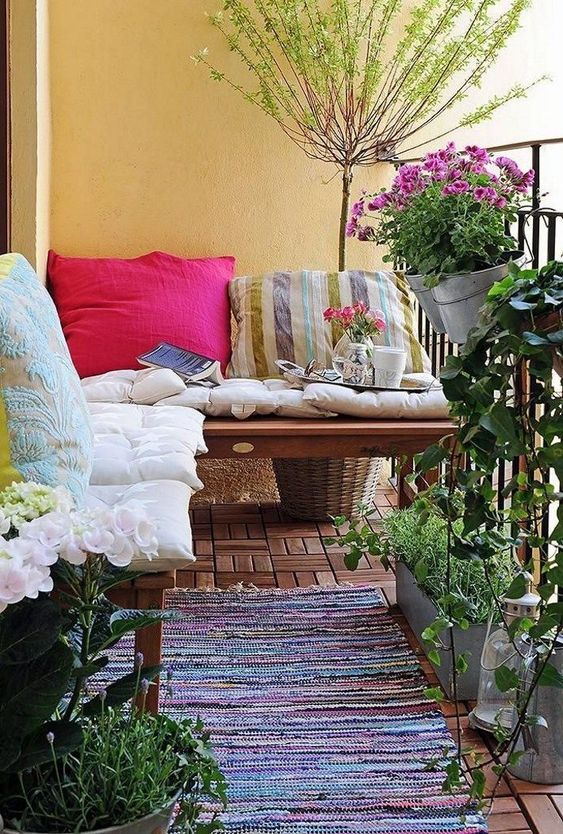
[47,0,388,275]
[46,1,563,277]
[9,0,50,278]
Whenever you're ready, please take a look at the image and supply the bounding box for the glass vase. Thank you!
[332,335,373,385]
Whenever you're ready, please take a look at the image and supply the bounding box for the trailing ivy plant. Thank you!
[194,0,538,269]
[328,260,563,809]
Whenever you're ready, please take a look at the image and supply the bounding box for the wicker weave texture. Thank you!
[273,456,384,520]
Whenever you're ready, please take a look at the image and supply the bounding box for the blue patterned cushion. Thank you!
[0,253,92,504]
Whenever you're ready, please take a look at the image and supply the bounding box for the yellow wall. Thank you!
[47,0,563,276]
[47,0,387,274]
[9,0,50,278]
[9,0,38,266]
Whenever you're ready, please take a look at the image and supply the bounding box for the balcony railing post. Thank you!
[531,144,542,268]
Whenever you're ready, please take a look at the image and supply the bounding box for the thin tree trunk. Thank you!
[338,164,353,271]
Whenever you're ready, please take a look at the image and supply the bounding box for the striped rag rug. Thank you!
[117,585,488,833]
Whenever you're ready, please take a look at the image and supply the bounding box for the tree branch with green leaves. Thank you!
[194,0,541,268]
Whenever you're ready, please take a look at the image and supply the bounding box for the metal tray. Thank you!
[275,360,440,393]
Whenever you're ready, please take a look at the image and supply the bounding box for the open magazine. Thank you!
[137,342,224,385]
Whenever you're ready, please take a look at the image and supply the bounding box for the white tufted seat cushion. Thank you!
[85,480,194,571]
[82,371,335,419]
[88,402,206,490]
[301,375,449,418]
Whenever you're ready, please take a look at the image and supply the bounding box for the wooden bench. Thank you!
[111,415,454,711]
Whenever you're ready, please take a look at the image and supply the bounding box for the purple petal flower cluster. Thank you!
[347,142,534,241]
[442,179,470,196]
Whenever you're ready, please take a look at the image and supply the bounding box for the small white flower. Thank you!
[8,538,58,567]
[0,510,11,536]
[134,519,158,551]
[106,534,135,567]
[59,533,87,566]
[80,527,115,554]
[111,503,145,537]
[19,512,71,550]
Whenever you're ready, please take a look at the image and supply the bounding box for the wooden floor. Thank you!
[183,488,563,834]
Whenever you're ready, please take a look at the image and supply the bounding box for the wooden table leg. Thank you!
[398,457,415,509]
[134,586,165,713]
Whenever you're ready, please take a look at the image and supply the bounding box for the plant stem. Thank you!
[339,164,353,271]
[63,559,95,720]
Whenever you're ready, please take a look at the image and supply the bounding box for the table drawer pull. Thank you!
[232,442,255,454]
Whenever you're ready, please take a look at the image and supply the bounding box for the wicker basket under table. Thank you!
[273,456,384,521]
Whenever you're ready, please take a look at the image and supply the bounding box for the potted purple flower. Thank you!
[348,143,533,342]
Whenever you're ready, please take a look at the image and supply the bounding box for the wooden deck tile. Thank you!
[233,553,253,572]
[519,794,563,833]
[187,491,557,834]
[551,796,563,820]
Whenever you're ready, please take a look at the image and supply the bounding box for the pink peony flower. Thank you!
[357,225,375,241]
[473,186,498,203]
[495,155,525,182]
[367,192,393,211]
[423,155,448,180]
[465,145,491,163]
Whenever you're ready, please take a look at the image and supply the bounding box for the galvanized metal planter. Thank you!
[395,561,488,700]
[404,272,446,334]
[1,796,178,834]
[430,251,526,345]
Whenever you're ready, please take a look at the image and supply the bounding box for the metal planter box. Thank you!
[395,561,488,700]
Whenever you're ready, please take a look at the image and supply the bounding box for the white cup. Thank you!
[372,347,407,389]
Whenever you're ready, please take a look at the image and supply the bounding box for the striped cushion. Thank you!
[227,270,430,379]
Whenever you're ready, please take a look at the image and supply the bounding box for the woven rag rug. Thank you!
[112,585,487,833]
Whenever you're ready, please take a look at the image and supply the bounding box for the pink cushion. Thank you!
[48,250,235,378]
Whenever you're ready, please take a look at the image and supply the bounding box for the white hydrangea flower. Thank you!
[0,500,157,610]
[0,540,53,610]
[0,481,74,531]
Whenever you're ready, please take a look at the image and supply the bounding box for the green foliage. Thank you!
[383,507,516,624]
[195,0,536,266]
[197,0,534,165]
[412,260,563,801]
[0,600,76,772]
[328,259,562,806]
[378,177,519,281]
[4,707,227,834]
[327,502,516,624]
[0,559,225,831]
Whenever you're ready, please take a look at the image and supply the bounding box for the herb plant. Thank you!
[195,1,536,268]
[327,503,516,625]
[348,144,533,283]
[5,702,226,834]
[385,507,516,624]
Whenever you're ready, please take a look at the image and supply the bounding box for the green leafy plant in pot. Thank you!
[0,482,226,834]
[349,143,532,342]
[327,260,563,805]
[326,502,517,699]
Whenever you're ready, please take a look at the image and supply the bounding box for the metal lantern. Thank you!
[469,572,540,734]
